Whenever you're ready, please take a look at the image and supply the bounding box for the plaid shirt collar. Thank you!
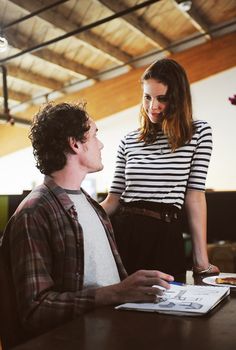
[44,175,76,211]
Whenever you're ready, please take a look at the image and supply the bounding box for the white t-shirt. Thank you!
[67,190,120,288]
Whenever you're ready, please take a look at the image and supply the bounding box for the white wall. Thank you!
[0,148,43,194]
[0,67,235,195]
[92,105,140,193]
[191,67,236,190]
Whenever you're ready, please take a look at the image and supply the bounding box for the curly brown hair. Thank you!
[139,58,195,150]
[29,102,90,175]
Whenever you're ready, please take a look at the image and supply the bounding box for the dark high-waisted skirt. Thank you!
[111,201,186,277]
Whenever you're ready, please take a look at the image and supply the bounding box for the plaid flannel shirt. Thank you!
[2,176,127,333]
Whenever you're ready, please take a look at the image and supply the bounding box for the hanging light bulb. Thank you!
[0,35,8,52]
[178,1,192,12]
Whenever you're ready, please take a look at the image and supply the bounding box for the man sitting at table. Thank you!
[1,102,173,337]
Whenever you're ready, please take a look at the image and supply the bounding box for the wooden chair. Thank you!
[208,242,236,272]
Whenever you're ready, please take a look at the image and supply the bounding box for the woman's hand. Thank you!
[100,193,121,216]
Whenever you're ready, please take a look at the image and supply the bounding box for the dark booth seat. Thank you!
[0,235,35,349]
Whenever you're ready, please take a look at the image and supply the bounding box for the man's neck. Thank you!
[50,165,86,191]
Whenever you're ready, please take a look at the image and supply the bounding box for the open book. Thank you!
[115,283,230,316]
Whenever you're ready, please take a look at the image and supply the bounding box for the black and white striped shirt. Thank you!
[109,120,212,209]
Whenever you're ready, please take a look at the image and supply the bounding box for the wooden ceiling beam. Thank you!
[7,64,64,90]
[99,0,171,50]
[5,28,97,78]
[0,88,31,102]
[14,32,236,122]
[171,32,236,82]
[174,1,211,40]
[1,32,235,157]
[10,0,133,65]
[32,49,96,78]
[188,6,211,37]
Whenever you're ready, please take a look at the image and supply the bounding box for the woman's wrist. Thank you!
[192,264,213,275]
[192,251,209,270]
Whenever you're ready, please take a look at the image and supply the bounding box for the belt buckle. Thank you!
[162,209,178,222]
[162,209,171,223]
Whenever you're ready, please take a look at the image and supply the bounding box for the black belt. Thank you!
[119,206,179,223]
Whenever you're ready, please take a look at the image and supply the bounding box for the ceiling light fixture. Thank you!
[178,1,192,12]
[0,35,8,52]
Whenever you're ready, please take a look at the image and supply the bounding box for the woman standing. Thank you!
[101,58,219,277]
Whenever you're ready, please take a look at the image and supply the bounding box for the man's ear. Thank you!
[68,137,79,153]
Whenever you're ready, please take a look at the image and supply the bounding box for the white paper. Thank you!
[115,284,230,316]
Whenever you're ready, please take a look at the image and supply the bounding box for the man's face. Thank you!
[79,118,104,174]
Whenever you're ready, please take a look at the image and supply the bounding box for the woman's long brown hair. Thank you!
[139,58,195,150]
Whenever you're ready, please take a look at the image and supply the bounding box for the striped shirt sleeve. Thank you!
[187,121,212,191]
[110,137,127,195]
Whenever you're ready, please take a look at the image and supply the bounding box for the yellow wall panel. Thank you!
[0,196,8,232]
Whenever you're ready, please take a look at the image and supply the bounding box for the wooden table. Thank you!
[12,273,236,350]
